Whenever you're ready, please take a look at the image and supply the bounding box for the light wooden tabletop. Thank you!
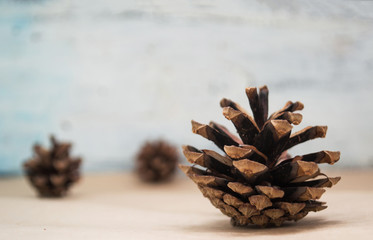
[1,170,372,240]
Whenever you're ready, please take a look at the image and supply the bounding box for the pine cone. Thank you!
[180,86,340,227]
[136,140,179,182]
[23,135,82,197]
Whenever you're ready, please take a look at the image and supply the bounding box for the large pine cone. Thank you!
[23,136,82,197]
[136,140,179,182]
[180,86,340,227]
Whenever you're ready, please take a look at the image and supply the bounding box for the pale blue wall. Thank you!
[1,0,373,174]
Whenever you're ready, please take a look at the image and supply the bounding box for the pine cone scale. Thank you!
[222,106,259,144]
[192,120,239,150]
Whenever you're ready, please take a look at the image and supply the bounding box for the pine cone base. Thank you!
[200,184,314,227]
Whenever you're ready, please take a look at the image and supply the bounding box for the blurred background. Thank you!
[1,0,372,175]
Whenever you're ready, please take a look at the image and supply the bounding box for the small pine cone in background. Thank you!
[136,140,179,182]
[181,85,340,227]
[23,135,82,197]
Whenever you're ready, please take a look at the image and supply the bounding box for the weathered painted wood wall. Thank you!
[1,0,373,173]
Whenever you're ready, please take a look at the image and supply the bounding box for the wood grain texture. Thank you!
[0,170,373,239]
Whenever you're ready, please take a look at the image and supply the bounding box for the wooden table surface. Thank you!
[1,170,372,239]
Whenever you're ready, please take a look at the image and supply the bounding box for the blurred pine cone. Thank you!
[136,140,179,182]
[23,135,82,197]
[181,86,340,227]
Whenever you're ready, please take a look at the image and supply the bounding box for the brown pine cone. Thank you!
[23,135,82,197]
[136,140,179,182]
[180,86,340,227]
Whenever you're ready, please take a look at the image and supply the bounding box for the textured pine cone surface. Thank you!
[136,140,179,182]
[180,86,340,227]
[23,136,82,197]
